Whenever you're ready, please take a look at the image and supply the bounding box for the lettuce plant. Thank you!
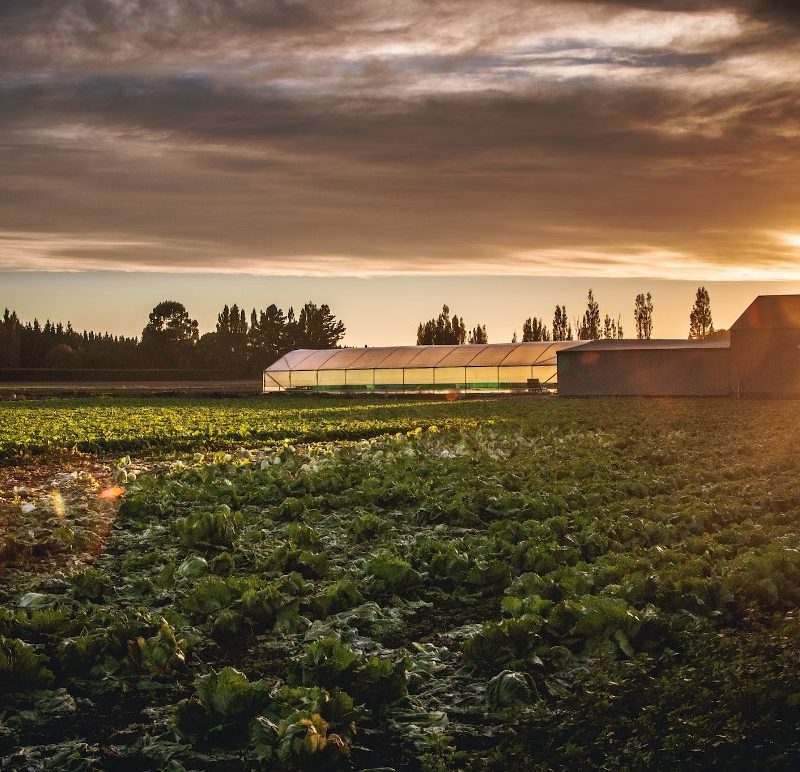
[0,636,55,692]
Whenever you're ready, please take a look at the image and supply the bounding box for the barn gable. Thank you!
[729,295,800,395]
[732,295,800,331]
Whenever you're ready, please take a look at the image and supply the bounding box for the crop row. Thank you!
[2,399,800,769]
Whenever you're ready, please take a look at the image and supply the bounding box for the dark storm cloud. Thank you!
[1,0,800,277]
[0,0,795,68]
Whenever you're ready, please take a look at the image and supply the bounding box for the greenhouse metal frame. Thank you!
[263,342,585,393]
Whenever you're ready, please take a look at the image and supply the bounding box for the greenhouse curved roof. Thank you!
[265,341,585,372]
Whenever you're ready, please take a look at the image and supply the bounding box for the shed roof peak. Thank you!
[732,294,800,331]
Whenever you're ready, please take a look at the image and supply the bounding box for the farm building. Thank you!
[558,294,800,397]
[729,295,800,396]
[262,341,584,393]
[263,295,800,397]
[556,340,730,396]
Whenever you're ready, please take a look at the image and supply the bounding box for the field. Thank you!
[2,396,800,770]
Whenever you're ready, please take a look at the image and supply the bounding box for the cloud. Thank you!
[0,0,799,278]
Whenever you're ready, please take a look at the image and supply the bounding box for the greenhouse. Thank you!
[263,342,584,393]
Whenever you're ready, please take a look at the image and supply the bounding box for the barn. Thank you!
[262,341,584,393]
[729,295,800,396]
[556,339,730,396]
[558,294,800,397]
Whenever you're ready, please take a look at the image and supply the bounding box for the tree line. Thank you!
[0,300,346,374]
[0,286,723,372]
[415,287,720,344]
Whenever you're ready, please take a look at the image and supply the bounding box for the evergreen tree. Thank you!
[215,303,249,371]
[247,305,287,369]
[689,286,714,339]
[1,308,138,369]
[0,309,22,367]
[634,292,654,339]
[294,303,346,348]
[285,307,298,351]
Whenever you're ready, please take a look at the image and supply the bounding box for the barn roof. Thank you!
[559,339,729,352]
[265,341,585,372]
[731,295,800,331]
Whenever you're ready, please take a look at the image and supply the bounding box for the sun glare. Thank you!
[780,233,800,249]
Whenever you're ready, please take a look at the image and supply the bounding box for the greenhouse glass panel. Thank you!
[534,365,558,383]
[292,349,341,370]
[407,347,456,367]
[320,349,370,369]
[497,366,533,384]
[374,368,405,386]
[289,370,318,388]
[349,348,397,368]
[346,369,375,386]
[501,344,551,366]
[544,342,586,363]
[373,347,424,368]
[318,369,347,387]
[433,367,467,385]
[403,368,435,384]
[530,344,558,365]
[281,350,318,369]
[263,371,289,391]
[465,366,500,385]
[437,346,488,366]
[469,345,517,366]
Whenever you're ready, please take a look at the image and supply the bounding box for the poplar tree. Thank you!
[522,317,551,341]
[578,289,601,340]
[603,314,624,339]
[416,305,470,345]
[689,287,714,339]
[468,325,488,344]
[634,292,654,339]
[553,306,566,341]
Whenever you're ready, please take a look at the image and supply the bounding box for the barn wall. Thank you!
[730,329,800,395]
[557,348,730,396]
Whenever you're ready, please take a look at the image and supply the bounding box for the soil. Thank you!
[0,454,119,576]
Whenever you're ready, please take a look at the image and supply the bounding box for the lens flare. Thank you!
[50,489,66,518]
[98,486,125,500]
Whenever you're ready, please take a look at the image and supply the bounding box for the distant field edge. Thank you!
[0,368,260,382]
[0,380,262,399]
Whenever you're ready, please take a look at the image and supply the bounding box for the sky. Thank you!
[2,0,800,344]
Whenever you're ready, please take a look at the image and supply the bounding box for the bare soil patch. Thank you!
[0,454,119,576]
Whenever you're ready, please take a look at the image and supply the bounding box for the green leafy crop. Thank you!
[5,397,800,769]
[0,636,55,692]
